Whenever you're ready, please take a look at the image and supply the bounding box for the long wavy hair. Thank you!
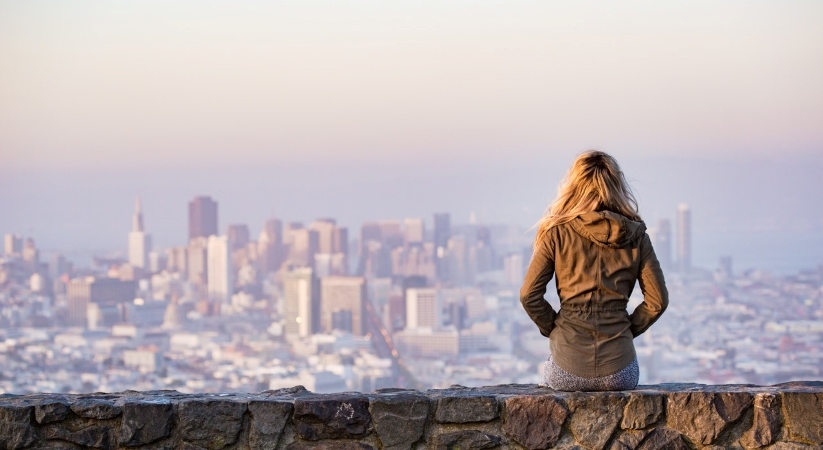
[534,150,641,248]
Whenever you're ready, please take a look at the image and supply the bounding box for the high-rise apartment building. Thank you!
[207,235,232,305]
[320,276,367,335]
[128,197,152,269]
[677,203,691,271]
[283,268,319,337]
[406,288,440,330]
[188,196,218,241]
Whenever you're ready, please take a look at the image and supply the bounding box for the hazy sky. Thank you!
[2,1,822,169]
[1,1,822,273]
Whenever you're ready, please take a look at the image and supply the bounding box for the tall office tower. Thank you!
[677,203,692,272]
[406,288,440,330]
[283,267,319,337]
[433,213,451,281]
[187,237,208,285]
[320,276,367,335]
[283,222,304,246]
[207,235,232,305]
[503,253,524,286]
[404,218,425,246]
[258,217,285,275]
[265,218,284,245]
[360,222,382,254]
[66,277,136,327]
[21,238,39,268]
[332,226,348,255]
[227,224,250,251]
[379,220,404,249]
[310,218,337,254]
[188,196,218,241]
[128,197,152,269]
[3,234,22,256]
[166,247,188,274]
[288,229,319,268]
[653,219,672,270]
[447,236,471,286]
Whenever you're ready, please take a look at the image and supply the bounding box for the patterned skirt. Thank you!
[543,353,639,391]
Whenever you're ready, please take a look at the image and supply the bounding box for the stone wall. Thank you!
[1,382,822,450]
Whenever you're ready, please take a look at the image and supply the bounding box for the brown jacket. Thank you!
[520,210,668,378]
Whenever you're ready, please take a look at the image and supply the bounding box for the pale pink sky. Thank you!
[1,1,822,170]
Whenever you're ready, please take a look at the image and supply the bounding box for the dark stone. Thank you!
[609,430,651,450]
[0,405,35,450]
[34,399,71,424]
[70,398,123,420]
[117,398,174,447]
[286,442,375,450]
[636,428,688,450]
[666,391,752,445]
[621,394,663,429]
[248,400,293,449]
[434,430,502,450]
[261,385,311,397]
[504,395,568,450]
[177,398,248,449]
[435,395,499,423]
[294,394,372,440]
[370,393,431,450]
[568,393,626,450]
[782,392,823,445]
[45,424,113,448]
[764,443,823,450]
[741,393,781,449]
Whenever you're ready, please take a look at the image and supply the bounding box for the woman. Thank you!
[520,150,668,391]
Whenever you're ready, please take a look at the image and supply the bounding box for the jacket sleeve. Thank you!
[520,232,557,338]
[629,233,669,337]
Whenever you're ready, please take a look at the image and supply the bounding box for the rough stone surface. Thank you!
[177,398,247,449]
[0,405,35,450]
[435,394,499,423]
[70,398,123,420]
[370,392,431,450]
[248,399,293,449]
[294,394,372,440]
[286,442,376,450]
[568,393,626,450]
[504,395,568,450]
[636,428,688,450]
[45,424,114,448]
[782,392,823,445]
[621,393,663,429]
[434,430,502,450]
[666,391,752,445]
[34,399,70,424]
[609,429,650,450]
[741,393,781,449]
[117,397,174,447]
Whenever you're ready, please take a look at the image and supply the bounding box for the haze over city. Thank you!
[1,1,822,396]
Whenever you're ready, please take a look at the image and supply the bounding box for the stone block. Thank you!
[609,429,650,450]
[434,430,502,450]
[0,405,35,450]
[117,397,174,447]
[70,398,123,420]
[636,428,687,450]
[370,392,431,450]
[621,393,663,429]
[503,395,568,450]
[294,393,372,440]
[782,392,823,445]
[286,442,375,450]
[34,398,71,424]
[666,391,752,445]
[177,397,248,449]
[568,393,626,450]
[741,393,780,449]
[248,399,293,449]
[45,424,114,449]
[435,395,499,423]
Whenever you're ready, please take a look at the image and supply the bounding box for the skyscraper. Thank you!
[320,276,367,335]
[404,217,425,246]
[188,196,218,241]
[226,224,250,251]
[128,197,152,269]
[433,213,451,281]
[677,203,691,272]
[406,288,440,330]
[207,235,232,305]
[283,268,319,337]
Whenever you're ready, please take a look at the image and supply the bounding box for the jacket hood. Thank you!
[570,211,646,248]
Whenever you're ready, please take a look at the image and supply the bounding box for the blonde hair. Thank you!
[534,150,641,247]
